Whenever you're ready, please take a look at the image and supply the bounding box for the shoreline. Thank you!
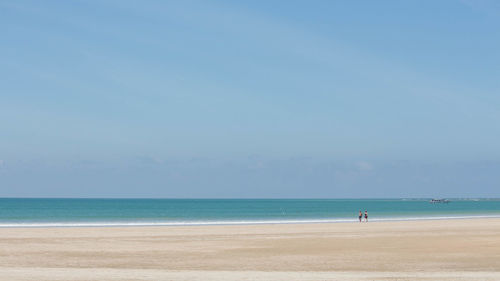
[1,214,500,228]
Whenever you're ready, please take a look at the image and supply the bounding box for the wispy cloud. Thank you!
[460,0,500,15]
[356,161,373,171]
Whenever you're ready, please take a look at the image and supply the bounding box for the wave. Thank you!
[0,214,499,228]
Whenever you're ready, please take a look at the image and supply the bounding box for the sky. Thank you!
[1,0,499,198]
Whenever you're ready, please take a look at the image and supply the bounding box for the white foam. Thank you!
[0,215,499,228]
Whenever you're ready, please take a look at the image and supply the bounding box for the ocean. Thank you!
[0,198,499,227]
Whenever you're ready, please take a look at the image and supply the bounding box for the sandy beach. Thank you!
[0,218,499,280]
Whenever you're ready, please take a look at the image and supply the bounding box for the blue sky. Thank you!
[1,0,499,198]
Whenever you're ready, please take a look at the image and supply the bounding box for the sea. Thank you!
[0,198,499,227]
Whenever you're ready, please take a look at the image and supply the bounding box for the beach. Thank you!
[0,218,499,280]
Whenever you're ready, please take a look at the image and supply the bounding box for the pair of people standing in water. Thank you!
[358,210,368,222]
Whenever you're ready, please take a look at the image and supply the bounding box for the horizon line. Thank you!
[1,197,499,200]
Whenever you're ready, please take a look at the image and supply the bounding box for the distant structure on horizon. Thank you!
[429,199,450,204]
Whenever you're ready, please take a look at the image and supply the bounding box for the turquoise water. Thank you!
[0,198,499,227]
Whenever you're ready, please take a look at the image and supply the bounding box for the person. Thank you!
[358,210,362,222]
[364,210,368,222]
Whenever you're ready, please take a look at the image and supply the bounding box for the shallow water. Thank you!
[0,198,499,227]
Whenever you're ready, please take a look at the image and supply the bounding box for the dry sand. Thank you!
[0,218,499,280]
